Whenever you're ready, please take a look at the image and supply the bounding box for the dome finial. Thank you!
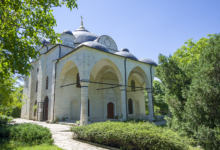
[80,15,85,29]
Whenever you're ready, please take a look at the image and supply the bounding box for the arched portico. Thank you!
[55,60,81,123]
[127,65,154,121]
[87,58,125,122]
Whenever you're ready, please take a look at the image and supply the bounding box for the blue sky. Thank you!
[52,0,220,64]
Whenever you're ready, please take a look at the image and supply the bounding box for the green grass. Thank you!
[0,139,63,150]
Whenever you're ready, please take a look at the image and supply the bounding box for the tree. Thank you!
[145,80,168,115]
[156,34,220,149]
[0,0,77,77]
[0,0,77,115]
[0,71,24,115]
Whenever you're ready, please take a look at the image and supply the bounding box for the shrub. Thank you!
[11,107,21,118]
[0,116,54,146]
[7,123,54,145]
[123,118,146,123]
[71,121,193,150]
[0,115,13,127]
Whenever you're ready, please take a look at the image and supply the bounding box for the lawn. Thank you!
[0,139,63,150]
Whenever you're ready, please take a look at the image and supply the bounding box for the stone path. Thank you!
[13,119,119,150]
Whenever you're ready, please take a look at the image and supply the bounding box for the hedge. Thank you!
[0,115,54,146]
[71,121,194,150]
[8,123,54,145]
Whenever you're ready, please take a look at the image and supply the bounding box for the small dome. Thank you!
[62,30,73,35]
[114,48,138,61]
[41,38,50,45]
[121,48,129,52]
[139,58,157,66]
[78,41,109,52]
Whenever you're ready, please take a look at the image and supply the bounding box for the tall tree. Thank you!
[0,0,77,77]
[0,71,24,115]
[0,0,78,115]
[156,34,220,149]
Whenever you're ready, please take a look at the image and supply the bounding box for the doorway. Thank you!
[107,102,114,119]
[44,96,49,120]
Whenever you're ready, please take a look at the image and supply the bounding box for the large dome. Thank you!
[78,41,109,52]
[62,30,73,35]
[115,48,138,61]
[72,27,99,44]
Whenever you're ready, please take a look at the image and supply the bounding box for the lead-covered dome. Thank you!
[139,58,157,66]
[115,48,138,61]
[62,30,73,35]
[78,41,109,52]
[72,27,98,44]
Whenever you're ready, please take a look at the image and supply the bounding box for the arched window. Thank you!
[88,99,90,117]
[128,99,133,114]
[37,68,39,72]
[36,80,38,92]
[76,73,81,88]
[34,100,37,116]
[131,80,135,91]
[46,76,48,89]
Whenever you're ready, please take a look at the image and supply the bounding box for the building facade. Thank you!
[21,21,157,125]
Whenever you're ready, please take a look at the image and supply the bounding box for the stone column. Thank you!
[80,81,89,126]
[50,60,58,121]
[27,70,34,119]
[147,88,154,121]
[120,86,127,120]
[37,54,46,121]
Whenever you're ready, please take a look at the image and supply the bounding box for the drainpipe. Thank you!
[150,65,154,117]
[45,45,48,52]
[124,58,128,119]
[53,45,61,121]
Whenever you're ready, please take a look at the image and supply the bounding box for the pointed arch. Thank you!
[89,58,123,85]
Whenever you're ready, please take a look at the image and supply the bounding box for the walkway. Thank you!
[13,119,119,150]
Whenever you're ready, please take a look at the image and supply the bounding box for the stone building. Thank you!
[21,19,157,125]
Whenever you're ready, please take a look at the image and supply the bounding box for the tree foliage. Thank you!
[0,71,24,115]
[156,34,220,149]
[145,80,168,115]
[0,0,77,77]
[0,0,78,114]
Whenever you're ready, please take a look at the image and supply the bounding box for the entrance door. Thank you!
[44,96,49,120]
[107,102,114,119]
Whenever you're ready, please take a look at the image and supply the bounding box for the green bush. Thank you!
[71,121,194,150]
[123,118,146,123]
[0,115,13,127]
[11,107,21,118]
[7,123,54,145]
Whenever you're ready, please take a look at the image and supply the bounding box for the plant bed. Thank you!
[71,121,194,150]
